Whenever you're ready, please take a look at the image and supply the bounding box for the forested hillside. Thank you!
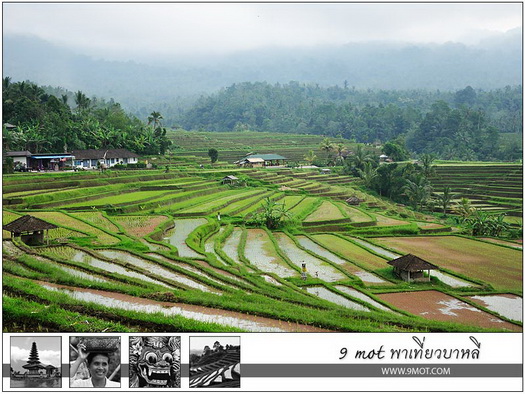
[3,77,522,162]
[180,82,522,161]
[2,79,170,155]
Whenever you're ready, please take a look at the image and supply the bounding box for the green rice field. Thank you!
[2,156,522,333]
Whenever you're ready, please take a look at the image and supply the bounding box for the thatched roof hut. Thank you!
[3,215,57,245]
[387,254,439,282]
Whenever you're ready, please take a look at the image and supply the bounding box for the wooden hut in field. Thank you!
[221,175,239,185]
[387,254,438,282]
[3,215,57,245]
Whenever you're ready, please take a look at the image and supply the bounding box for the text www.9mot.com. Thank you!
[381,367,451,376]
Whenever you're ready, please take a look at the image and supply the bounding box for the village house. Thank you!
[5,151,73,171]
[71,148,139,169]
[235,153,288,168]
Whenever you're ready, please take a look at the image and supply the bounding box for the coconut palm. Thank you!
[419,153,436,177]
[303,149,317,165]
[334,143,347,165]
[403,176,433,211]
[74,91,91,112]
[453,197,475,222]
[148,111,163,129]
[349,144,374,171]
[434,186,456,215]
[357,161,378,188]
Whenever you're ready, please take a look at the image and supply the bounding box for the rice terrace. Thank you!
[3,130,522,334]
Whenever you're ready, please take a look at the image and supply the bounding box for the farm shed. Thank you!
[72,148,139,169]
[222,175,239,185]
[235,154,288,167]
[3,215,58,245]
[387,254,439,282]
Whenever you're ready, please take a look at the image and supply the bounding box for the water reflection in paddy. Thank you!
[243,229,296,277]
[296,236,387,284]
[350,238,400,260]
[98,250,221,294]
[274,233,347,282]
[41,285,285,332]
[305,286,370,312]
[222,227,243,265]
[164,219,207,258]
[204,227,228,265]
[334,285,393,313]
[70,249,168,287]
[262,275,282,286]
[145,253,243,288]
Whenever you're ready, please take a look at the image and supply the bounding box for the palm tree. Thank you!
[419,153,436,177]
[453,197,475,222]
[255,197,291,229]
[74,91,91,112]
[403,176,433,211]
[148,111,163,129]
[350,144,373,171]
[334,143,347,165]
[303,149,317,165]
[357,161,378,188]
[320,138,334,161]
[434,186,456,215]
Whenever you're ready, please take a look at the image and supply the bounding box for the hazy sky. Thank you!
[3,2,522,61]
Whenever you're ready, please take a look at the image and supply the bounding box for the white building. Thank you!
[71,149,139,169]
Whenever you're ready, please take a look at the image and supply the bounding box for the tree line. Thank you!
[2,77,171,155]
[179,81,522,161]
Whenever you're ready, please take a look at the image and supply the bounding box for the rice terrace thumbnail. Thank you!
[2,2,523,334]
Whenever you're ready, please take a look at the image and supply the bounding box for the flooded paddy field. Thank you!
[377,290,521,332]
[39,281,331,332]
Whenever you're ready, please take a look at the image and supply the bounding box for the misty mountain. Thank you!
[3,31,522,120]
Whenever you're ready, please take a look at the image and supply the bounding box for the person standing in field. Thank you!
[301,263,307,280]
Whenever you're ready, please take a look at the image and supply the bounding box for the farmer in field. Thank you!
[301,263,308,280]
[217,212,221,222]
